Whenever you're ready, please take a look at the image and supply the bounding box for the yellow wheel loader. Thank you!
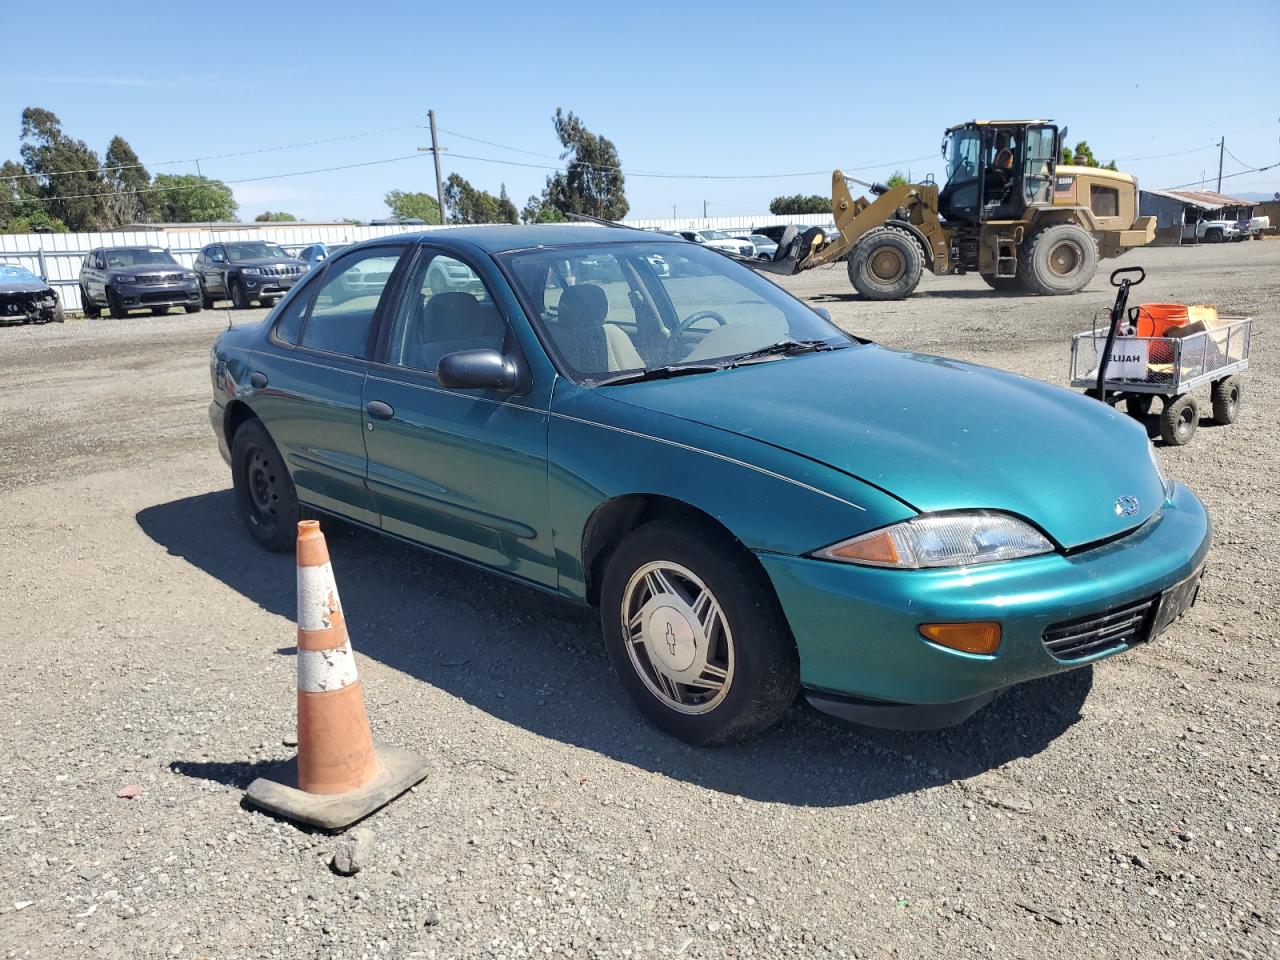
[752,120,1155,299]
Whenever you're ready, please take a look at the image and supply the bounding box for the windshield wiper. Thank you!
[594,363,723,387]
[726,338,837,368]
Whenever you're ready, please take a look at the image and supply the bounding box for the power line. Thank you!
[1223,144,1260,171]
[0,123,425,182]
[1114,143,1217,162]
[1165,160,1279,190]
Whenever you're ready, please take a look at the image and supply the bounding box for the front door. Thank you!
[361,248,555,586]
[248,244,410,526]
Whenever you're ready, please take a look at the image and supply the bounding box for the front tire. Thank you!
[847,226,924,300]
[1021,223,1098,295]
[599,520,799,745]
[107,287,128,319]
[231,419,300,552]
[1160,394,1199,446]
[230,279,252,310]
[150,305,169,316]
[200,281,216,309]
[184,304,202,314]
[981,274,1023,292]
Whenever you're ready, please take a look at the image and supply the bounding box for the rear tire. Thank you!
[1021,223,1098,295]
[599,519,799,745]
[1210,375,1241,425]
[1160,394,1199,446]
[184,304,202,314]
[231,419,300,552]
[80,285,100,318]
[847,226,924,300]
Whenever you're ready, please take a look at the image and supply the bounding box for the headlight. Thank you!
[115,275,137,283]
[814,511,1053,568]
[240,267,261,276]
[1148,442,1174,500]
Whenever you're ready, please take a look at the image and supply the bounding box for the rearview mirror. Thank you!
[437,349,519,391]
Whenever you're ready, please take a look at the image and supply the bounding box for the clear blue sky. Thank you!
[2,0,1276,222]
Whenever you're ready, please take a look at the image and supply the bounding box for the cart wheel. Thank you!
[1124,394,1154,418]
[1210,375,1242,425]
[1084,387,1114,404]
[1160,394,1199,446]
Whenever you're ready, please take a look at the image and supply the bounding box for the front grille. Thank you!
[260,265,301,277]
[1042,596,1158,661]
[137,273,183,285]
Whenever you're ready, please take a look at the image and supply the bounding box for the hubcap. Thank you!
[1178,407,1194,436]
[1048,240,1083,276]
[621,561,734,715]
[244,444,278,529]
[869,246,906,283]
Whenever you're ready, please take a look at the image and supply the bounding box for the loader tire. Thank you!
[848,226,924,300]
[1022,223,1098,296]
[981,274,1023,292]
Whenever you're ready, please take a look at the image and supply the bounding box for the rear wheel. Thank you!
[1210,375,1241,425]
[1022,223,1098,295]
[1124,394,1154,418]
[80,285,100,318]
[847,226,924,300]
[230,279,252,310]
[599,520,799,745]
[231,419,300,552]
[1160,394,1199,446]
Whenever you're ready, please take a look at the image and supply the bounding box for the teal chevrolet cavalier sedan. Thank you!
[208,225,1210,744]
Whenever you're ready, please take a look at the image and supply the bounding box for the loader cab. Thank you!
[938,120,1059,224]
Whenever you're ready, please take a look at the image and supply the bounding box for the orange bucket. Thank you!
[1132,303,1189,338]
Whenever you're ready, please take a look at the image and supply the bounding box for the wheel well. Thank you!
[224,399,259,449]
[581,495,748,606]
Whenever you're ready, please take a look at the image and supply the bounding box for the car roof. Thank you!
[398,224,670,254]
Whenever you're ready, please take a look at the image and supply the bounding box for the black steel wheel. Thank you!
[231,419,300,552]
[1159,394,1199,446]
[1210,375,1242,425]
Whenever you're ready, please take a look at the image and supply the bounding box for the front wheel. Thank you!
[847,226,924,300]
[184,304,202,314]
[1160,394,1199,446]
[200,280,216,309]
[231,419,300,552]
[230,279,252,310]
[599,520,799,745]
[981,274,1023,292]
[150,305,169,316]
[107,287,128,319]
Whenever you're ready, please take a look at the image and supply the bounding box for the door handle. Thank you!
[366,400,395,421]
[249,372,268,389]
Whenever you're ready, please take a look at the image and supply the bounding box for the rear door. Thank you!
[361,247,556,586]
[247,243,411,526]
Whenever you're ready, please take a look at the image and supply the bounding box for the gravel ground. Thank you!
[1,242,1276,960]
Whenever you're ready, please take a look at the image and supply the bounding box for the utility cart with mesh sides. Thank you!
[1071,267,1251,446]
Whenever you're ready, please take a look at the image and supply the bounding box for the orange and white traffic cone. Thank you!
[246,520,428,829]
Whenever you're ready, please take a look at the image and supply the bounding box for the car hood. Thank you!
[0,279,52,294]
[107,265,192,278]
[230,257,303,269]
[603,345,1165,549]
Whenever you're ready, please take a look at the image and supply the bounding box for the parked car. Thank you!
[79,246,201,318]
[677,229,755,258]
[751,225,794,244]
[195,241,306,309]
[736,233,778,260]
[0,264,62,324]
[296,243,346,269]
[1241,215,1270,240]
[1194,218,1242,243]
[209,226,1210,745]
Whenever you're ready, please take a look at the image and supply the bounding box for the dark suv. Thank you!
[79,247,202,318]
[194,241,306,309]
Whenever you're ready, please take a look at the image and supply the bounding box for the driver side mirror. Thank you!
[437,349,520,392]
[813,307,832,321]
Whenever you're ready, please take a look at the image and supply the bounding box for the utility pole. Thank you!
[672,204,676,219]
[1216,137,1224,193]
[416,111,448,225]
[703,200,708,219]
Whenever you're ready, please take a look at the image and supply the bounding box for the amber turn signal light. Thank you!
[826,530,899,565]
[918,622,1001,655]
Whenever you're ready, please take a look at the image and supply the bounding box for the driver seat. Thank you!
[554,284,644,373]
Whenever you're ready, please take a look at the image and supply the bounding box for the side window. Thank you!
[386,252,507,373]
[272,280,313,345]
[300,247,405,358]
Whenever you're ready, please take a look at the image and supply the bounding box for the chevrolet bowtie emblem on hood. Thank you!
[1115,496,1141,517]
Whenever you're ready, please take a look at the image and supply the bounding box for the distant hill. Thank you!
[1235,191,1279,202]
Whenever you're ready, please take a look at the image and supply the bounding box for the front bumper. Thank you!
[114,281,201,308]
[209,400,232,466]
[758,482,1210,711]
[1,295,60,323]
[239,273,297,298]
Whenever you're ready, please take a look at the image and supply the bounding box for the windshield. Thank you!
[749,235,772,244]
[699,230,730,241]
[225,242,290,262]
[0,265,41,283]
[104,248,178,267]
[502,241,851,382]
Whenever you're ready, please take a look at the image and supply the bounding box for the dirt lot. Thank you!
[1,242,1276,960]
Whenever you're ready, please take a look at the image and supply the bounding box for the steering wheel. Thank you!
[673,310,728,338]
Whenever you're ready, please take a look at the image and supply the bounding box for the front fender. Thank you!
[548,382,915,599]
